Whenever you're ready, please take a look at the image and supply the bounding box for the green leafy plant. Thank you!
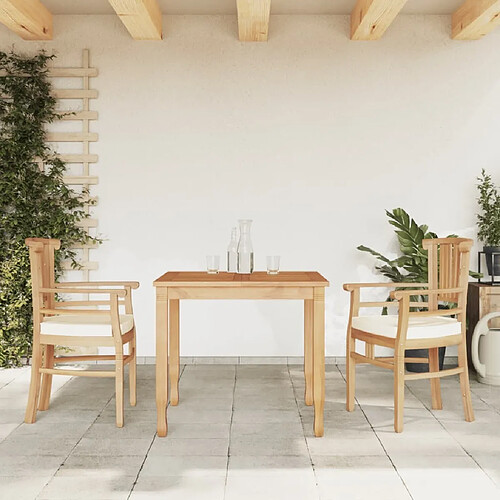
[0,51,100,367]
[358,208,440,284]
[358,208,479,312]
[477,169,500,247]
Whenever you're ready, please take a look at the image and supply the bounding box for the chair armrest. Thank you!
[40,287,127,297]
[56,281,140,290]
[391,288,463,300]
[343,282,428,292]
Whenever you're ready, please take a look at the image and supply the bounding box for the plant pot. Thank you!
[484,246,500,278]
[405,347,446,373]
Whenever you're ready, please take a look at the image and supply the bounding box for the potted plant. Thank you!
[477,170,500,278]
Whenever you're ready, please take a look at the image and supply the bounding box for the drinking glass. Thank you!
[266,256,280,275]
[206,255,220,274]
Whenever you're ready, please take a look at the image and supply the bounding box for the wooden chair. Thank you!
[344,238,475,432]
[24,238,139,427]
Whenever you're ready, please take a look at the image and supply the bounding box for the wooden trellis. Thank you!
[46,49,99,279]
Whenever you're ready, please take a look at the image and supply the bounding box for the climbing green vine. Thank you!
[0,51,99,367]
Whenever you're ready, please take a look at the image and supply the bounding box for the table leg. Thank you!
[304,299,314,406]
[313,287,325,437]
[169,299,180,406]
[156,291,169,437]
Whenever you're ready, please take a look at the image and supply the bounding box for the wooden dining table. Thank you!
[153,271,329,438]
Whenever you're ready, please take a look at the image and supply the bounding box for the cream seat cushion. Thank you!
[40,314,134,337]
[352,315,461,339]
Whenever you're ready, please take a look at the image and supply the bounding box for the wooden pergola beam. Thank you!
[236,0,271,42]
[452,0,500,40]
[351,0,408,40]
[0,0,52,40]
[108,0,162,40]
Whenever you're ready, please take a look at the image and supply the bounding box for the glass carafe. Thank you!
[227,227,238,273]
[237,219,254,274]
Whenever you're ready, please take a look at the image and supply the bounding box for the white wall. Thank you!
[1,15,499,357]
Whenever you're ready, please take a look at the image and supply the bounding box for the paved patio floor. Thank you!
[0,363,500,499]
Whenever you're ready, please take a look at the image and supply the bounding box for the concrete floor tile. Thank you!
[72,437,152,456]
[96,409,156,424]
[11,421,91,439]
[0,436,77,456]
[0,397,28,410]
[473,454,500,486]
[230,421,304,438]
[166,423,230,439]
[378,434,467,457]
[228,455,312,473]
[168,397,233,411]
[106,395,156,411]
[38,474,136,500]
[307,432,386,457]
[58,455,145,476]
[148,437,229,456]
[84,421,157,439]
[316,466,411,500]
[0,422,18,441]
[313,454,394,470]
[234,386,296,399]
[229,437,309,456]
[49,394,111,410]
[130,475,226,500]
[0,475,52,500]
[0,408,24,424]
[177,387,235,399]
[167,408,232,424]
[140,455,227,477]
[34,409,100,424]
[232,409,301,424]
[225,472,319,500]
[0,455,64,476]
[233,396,297,410]
[394,455,499,500]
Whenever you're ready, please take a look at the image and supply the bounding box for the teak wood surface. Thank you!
[344,238,475,433]
[24,238,139,428]
[153,271,329,438]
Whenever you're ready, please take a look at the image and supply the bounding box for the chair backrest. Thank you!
[25,238,61,319]
[422,238,473,311]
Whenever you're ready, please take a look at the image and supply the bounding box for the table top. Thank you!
[154,271,329,287]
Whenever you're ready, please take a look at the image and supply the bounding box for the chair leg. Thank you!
[394,352,405,433]
[429,347,443,410]
[346,331,356,412]
[38,344,54,411]
[115,355,124,428]
[129,332,137,407]
[25,343,43,424]
[458,339,475,422]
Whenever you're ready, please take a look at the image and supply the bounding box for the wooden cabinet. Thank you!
[467,283,500,369]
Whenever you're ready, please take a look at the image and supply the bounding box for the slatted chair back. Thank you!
[25,238,61,322]
[423,238,473,311]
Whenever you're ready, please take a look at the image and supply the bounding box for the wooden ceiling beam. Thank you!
[108,0,162,40]
[452,0,500,40]
[236,0,271,42]
[0,0,52,40]
[351,0,408,40]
